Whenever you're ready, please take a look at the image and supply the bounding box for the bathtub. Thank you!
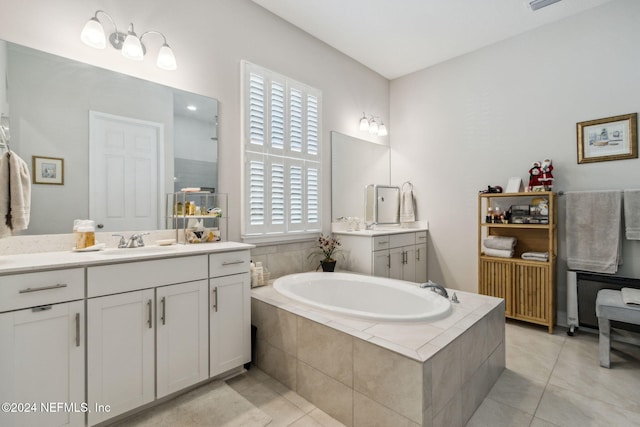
[272,272,451,321]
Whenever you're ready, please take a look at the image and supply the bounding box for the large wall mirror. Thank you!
[331,131,390,221]
[0,40,218,235]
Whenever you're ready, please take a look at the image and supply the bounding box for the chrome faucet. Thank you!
[113,232,150,248]
[419,280,449,298]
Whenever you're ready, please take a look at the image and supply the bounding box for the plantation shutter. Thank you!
[271,80,285,151]
[307,94,319,156]
[247,157,265,229]
[242,61,322,240]
[307,166,319,226]
[248,73,265,147]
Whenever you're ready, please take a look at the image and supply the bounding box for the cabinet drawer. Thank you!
[373,235,390,251]
[389,232,416,248]
[210,250,251,277]
[415,231,428,244]
[0,268,84,312]
[88,255,207,298]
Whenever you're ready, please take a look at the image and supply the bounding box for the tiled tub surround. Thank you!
[251,284,505,427]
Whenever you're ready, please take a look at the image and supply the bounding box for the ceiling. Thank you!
[252,0,616,80]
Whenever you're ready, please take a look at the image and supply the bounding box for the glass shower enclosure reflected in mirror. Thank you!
[365,184,400,225]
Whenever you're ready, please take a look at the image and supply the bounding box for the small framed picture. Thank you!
[577,113,638,164]
[32,156,64,185]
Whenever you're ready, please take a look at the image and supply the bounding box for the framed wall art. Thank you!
[577,113,638,164]
[32,155,64,185]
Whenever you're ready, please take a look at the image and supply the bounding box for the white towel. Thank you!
[484,236,517,250]
[0,151,31,237]
[621,288,640,305]
[521,251,549,261]
[400,189,415,223]
[623,189,640,240]
[566,190,622,274]
[483,247,514,258]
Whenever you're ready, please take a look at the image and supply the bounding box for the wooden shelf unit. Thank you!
[478,191,557,333]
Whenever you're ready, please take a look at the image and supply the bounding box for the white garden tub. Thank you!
[273,272,451,322]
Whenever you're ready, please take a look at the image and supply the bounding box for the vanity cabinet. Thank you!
[87,255,209,425]
[0,269,85,427]
[338,230,428,283]
[0,244,253,427]
[209,251,251,377]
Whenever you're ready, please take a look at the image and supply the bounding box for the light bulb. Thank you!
[80,17,106,49]
[368,119,379,135]
[157,44,177,70]
[121,25,144,60]
[359,114,369,131]
[378,123,388,136]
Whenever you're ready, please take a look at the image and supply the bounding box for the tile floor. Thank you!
[118,320,640,427]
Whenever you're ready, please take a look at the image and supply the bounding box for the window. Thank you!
[242,61,322,241]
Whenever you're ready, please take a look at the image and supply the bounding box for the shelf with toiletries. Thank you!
[167,192,228,244]
[478,191,557,333]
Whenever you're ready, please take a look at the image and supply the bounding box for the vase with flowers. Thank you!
[311,234,341,272]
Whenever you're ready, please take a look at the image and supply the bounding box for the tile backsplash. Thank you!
[250,240,323,280]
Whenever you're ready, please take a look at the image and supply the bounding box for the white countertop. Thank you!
[332,227,428,237]
[0,242,254,275]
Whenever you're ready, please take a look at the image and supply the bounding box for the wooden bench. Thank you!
[596,289,640,368]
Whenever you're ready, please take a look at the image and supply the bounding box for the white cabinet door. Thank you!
[390,245,418,282]
[157,280,208,398]
[372,250,390,278]
[88,290,155,426]
[210,273,251,377]
[0,301,84,427]
[402,245,417,282]
[415,243,428,283]
[389,247,404,280]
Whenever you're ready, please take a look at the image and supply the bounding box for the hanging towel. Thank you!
[483,236,517,251]
[0,151,31,237]
[566,190,622,274]
[621,288,640,305]
[400,186,415,223]
[483,247,514,258]
[623,189,640,240]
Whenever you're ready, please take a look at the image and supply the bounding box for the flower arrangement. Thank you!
[310,234,341,272]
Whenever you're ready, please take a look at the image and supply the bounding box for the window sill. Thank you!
[242,231,319,246]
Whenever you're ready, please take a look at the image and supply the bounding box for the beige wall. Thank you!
[390,0,640,323]
[0,0,390,241]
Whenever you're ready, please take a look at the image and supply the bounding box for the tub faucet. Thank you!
[419,280,449,298]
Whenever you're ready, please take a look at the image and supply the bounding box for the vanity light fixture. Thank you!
[80,10,177,70]
[359,112,388,137]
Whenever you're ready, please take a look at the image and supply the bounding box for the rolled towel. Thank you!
[521,251,549,261]
[483,236,517,250]
[484,248,514,258]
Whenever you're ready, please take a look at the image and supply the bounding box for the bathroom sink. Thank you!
[99,245,179,256]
